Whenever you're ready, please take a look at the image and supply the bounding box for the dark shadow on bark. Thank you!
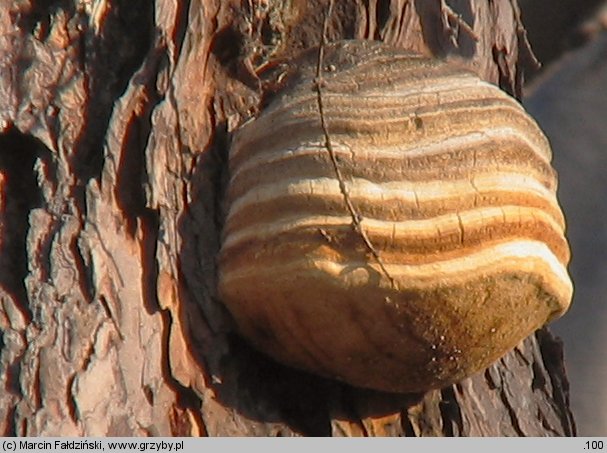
[0,129,46,321]
[537,328,577,435]
[16,0,75,37]
[73,0,155,183]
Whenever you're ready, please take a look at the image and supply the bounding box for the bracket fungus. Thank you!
[217,40,572,393]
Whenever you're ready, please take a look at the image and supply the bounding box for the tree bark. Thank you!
[0,0,575,436]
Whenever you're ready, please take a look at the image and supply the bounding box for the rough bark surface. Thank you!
[0,0,574,436]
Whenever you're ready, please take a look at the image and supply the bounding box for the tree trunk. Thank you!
[0,0,575,436]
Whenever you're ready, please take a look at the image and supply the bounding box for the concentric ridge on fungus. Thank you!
[218,40,573,393]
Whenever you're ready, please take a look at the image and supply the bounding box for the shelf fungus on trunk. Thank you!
[217,40,573,393]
